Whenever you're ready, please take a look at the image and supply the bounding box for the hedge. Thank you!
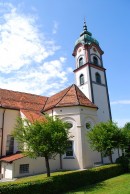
[0,164,125,194]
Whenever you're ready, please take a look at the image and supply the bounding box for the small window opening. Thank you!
[93,56,98,65]
[80,74,84,85]
[19,164,29,174]
[95,72,101,84]
[66,141,74,157]
[79,57,83,67]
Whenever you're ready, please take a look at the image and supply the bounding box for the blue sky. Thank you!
[0,0,130,127]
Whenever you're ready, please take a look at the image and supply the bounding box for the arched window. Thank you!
[95,72,101,84]
[93,56,98,65]
[80,74,84,85]
[79,57,83,67]
[66,141,74,157]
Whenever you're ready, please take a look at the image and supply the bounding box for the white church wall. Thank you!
[51,106,84,169]
[92,84,110,122]
[91,67,105,85]
[13,155,60,178]
[75,46,88,68]
[90,46,102,66]
[50,106,101,170]
[0,108,20,156]
[1,162,13,179]
[90,46,101,58]
[75,65,92,100]
[80,107,101,168]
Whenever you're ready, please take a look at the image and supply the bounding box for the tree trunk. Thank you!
[109,150,113,163]
[45,155,50,177]
[101,152,104,164]
[60,154,62,169]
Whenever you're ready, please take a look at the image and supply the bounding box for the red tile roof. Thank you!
[0,153,25,163]
[0,84,97,122]
[43,84,97,111]
[21,110,45,122]
[0,88,48,111]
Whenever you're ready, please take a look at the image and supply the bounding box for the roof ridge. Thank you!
[0,88,47,98]
[54,84,73,108]
[74,84,80,105]
[41,97,49,112]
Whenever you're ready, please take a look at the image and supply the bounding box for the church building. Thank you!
[0,22,118,179]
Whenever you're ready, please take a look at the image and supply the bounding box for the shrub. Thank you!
[0,164,125,194]
[116,156,129,172]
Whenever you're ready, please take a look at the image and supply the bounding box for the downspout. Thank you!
[1,109,6,157]
[52,109,53,118]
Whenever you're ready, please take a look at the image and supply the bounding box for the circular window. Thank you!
[67,122,73,129]
[86,122,91,129]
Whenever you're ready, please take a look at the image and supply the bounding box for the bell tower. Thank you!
[73,21,112,122]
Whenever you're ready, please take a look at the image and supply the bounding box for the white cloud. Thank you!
[0,3,59,73]
[111,100,130,105]
[0,57,72,96]
[52,21,58,34]
[0,3,73,95]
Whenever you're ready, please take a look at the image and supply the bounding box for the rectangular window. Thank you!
[66,141,74,157]
[6,135,14,155]
[19,164,29,174]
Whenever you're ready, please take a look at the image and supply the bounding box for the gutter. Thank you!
[1,109,6,157]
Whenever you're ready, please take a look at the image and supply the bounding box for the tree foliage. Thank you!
[13,114,70,177]
[122,122,130,157]
[124,122,130,130]
[87,121,122,163]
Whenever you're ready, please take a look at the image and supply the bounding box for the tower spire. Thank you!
[83,18,87,32]
[80,19,92,37]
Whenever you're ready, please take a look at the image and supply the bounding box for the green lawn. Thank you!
[66,173,130,194]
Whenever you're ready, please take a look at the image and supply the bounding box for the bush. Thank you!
[0,164,125,194]
[116,156,129,172]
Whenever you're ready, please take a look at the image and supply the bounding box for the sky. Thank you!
[0,0,130,127]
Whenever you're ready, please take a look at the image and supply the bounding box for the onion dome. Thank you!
[75,21,99,46]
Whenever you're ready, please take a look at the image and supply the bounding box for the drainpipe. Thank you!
[52,109,53,118]
[1,109,6,157]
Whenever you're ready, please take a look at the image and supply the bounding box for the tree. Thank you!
[124,122,130,130]
[122,122,130,157]
[87,121,120,163]
[117,127,130,155]
[13,114,70,177]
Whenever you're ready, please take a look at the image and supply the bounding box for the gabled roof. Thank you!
[0,153,25,163]
[21,110,45,123]
[0,84,97,121]
[43,84,97,111]
[0,88,48,111]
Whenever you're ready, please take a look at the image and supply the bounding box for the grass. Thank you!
[66,173,130,194]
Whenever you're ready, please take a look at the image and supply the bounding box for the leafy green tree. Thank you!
[117,127,130,155]
[124,122,130,130]
[13,114,70,177]
[87,121,119,163]
[122,122,130,157]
